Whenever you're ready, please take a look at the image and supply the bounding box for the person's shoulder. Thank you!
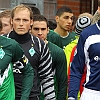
[69,31,77,37]
[1,35,17,44]
[48,41,64,53]
[48,30,60,36]
[81,23,97,36]
[32,35,46,47]
[0,35,20,51]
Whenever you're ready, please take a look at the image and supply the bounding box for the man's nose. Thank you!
[19,20,24,25]
[38,29,42,35]
[68,18,72,23]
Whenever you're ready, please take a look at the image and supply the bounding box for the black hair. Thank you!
[31,6,41,15]
[33,15,49,27]
[56,6,73,16]
[48,21,57,30]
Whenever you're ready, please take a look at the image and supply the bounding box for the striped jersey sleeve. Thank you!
[36,37,56,100]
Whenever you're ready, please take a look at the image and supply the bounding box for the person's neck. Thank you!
[54,27,69,37]
[9,30,31,44]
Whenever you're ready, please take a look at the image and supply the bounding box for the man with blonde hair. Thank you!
[5,4,55,100]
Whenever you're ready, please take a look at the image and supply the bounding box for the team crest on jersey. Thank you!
[29,47,35,56]
[0,48,5,59]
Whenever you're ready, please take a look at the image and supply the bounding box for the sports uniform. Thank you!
[68,21,100,100]
[60,31,76,49]
[47,30,62,48]
[6,30,55,100]
[0,35,33,100]
[47,30,76,49]
[47,41,67,100]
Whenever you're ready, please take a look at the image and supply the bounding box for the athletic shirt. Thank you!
[47,41,67,100]
[7,31,55,100]
[0,36,23,100]
[47,30,76,49]
[68,21,100,99]
[47,30,62,48]
[61,31,76,49]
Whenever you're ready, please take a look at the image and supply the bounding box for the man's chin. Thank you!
[16,31,27,35]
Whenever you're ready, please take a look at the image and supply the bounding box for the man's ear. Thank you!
[47,27,49,34]
[10,18,13,25]
[30,20,33,26]
[55,16,59,23]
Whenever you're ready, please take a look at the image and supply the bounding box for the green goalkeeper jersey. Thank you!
[0,36,33,100]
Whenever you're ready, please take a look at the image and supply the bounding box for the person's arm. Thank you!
[39,42,56,100]
[55,48,67,100]
[68,33,85,100]
[12,41,34,100]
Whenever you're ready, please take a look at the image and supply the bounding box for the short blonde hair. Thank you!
[11,4,33,20]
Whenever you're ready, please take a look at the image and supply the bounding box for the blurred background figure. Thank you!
[48,20,57,30]
[0,19,2,32]
[92,0,100,24]
[70,16,76,32]
[30,6,41,15]
[0,10,12,34]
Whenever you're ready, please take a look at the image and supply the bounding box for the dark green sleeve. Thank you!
[20,62,34,100]
[48,42,67,100]
[55,48,67,100]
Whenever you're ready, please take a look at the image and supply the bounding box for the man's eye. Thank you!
[34,28,39,30]
[71,17,74,20]
[23,19,28,22]
[15,19,20,21]
[64,16,69,19]
[2,24,8,27]
[41,28,46,31]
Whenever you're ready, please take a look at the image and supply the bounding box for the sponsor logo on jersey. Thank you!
[13,68,21,73]
[94,56,100,61]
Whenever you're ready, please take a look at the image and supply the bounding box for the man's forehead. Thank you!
[14,9,30,16]
[33,21,47,25]
[60,12,73,17]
